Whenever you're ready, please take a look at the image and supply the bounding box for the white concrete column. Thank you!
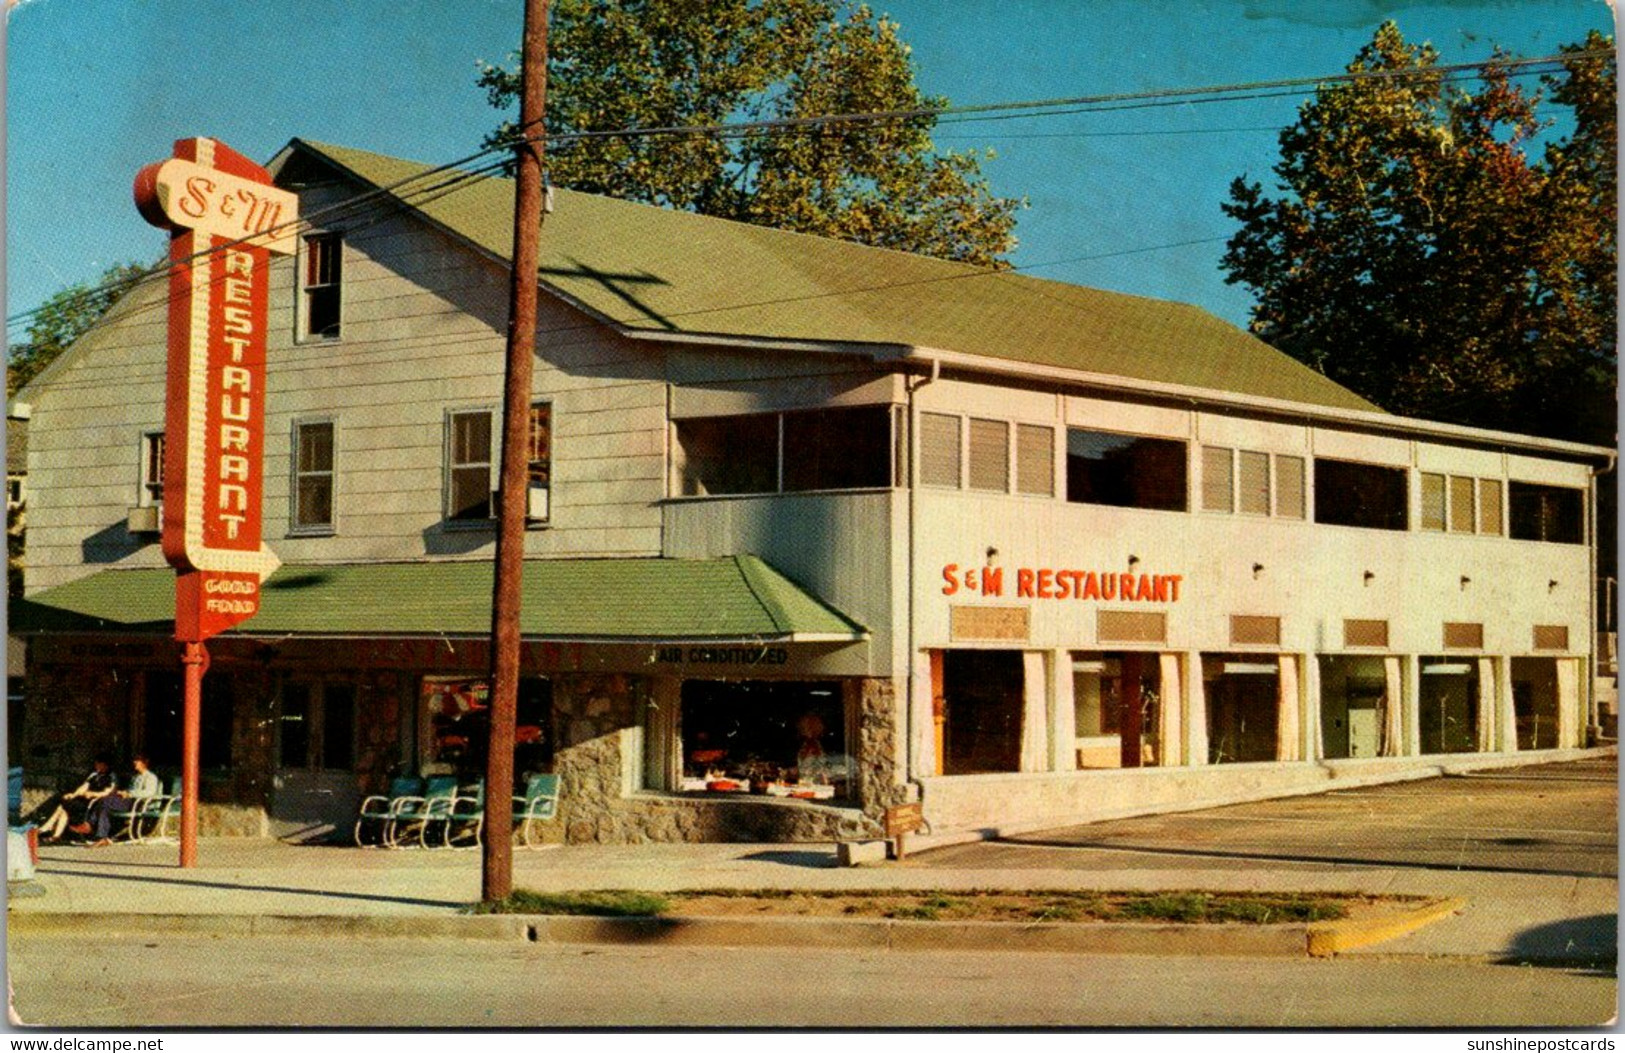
[1556,657,1581,748]
[1275,655,1301,761]
[1475,658,1496,752]
[1302,653,1323,761]
[1158,653,1183,767]
[1495,656,1517,753]
[1382,657,1404,757]
[1403,655,1422,755]
[1020,651,1049,772]
[909,650,938,780]
[1185,651,1209,766]
[1049,649,1077,772]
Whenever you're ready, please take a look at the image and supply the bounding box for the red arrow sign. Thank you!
[134,138,297,642]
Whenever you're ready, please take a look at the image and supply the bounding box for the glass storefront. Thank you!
[1203,655,1280,763]
[1318,655,1390,759]
[1418,659,1480,754]
[1071,652,1163,768]
[678,680,849,799]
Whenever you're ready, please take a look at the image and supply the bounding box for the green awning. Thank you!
[12,556,868,643]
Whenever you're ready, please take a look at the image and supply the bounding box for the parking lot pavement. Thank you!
[914,756,1618,879]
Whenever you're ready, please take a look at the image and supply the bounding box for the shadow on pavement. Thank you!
[1498,913,1619,973]
[33,864,464,910]
[737,850,837,869]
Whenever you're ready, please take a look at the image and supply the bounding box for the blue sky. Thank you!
[5,0,1614,341]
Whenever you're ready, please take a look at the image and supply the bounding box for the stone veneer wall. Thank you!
[547,673,897,844]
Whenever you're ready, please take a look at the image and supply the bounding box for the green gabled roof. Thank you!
[13,557,867,642]
[287,139,1380,414]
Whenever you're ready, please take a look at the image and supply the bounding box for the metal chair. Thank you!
[141,776,185,844]
[513,772,559,848]
[437,780,485,850]
[385,775,459,849]
[353,776,423,847]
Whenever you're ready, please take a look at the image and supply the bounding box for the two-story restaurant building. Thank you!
[13,139,1612,842]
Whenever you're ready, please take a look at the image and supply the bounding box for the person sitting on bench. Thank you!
[88,754,162,846]
[40,753,117,843]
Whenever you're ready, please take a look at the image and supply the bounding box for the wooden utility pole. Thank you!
[484,0,548,904]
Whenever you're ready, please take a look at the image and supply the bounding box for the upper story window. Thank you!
[301,233,342,340]
[5,476,21,511]
[966,418,1009,492]
[1420,474,1502,535]
[1201,446,1305,519]
[677,405,893,497]
[526,402,551,523]
[1314,458,1407,531]
[291,420,335,533]
[141,432,165,507]
[1508,481,1584,544]
[446,410,494,522]
[1066,428,1187,512]
[1015,424,1055,497]
[918,412,962,489]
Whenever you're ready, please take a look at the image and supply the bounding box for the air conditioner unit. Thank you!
[489,486,550,523]
[526,486,549,523]
[127,505,161,535]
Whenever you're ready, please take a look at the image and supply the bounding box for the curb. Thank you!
[8,904,1460,958]
[1306,897,1466,958]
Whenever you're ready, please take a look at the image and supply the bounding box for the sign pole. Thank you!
[179,640,207,868]
[135,138,295,868]
[484,0,549,906]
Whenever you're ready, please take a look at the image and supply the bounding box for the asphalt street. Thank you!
[9,934,1616,1028]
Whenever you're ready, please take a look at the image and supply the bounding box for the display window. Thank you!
[678,680,849,799]
[1071,652,1163,768]
[938,650,1024,775]
[1203,655,1280,763]
[1418,659,1480,754]
[420,676,553,783]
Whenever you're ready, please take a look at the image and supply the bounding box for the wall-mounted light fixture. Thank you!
[1460,575,1472,590]
[1549,579,1559,594]
[1363,570,1376,586]
[1128,554,1140,569]
[1252,562,1265,580]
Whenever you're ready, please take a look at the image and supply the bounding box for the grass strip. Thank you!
[475,887,1363,923]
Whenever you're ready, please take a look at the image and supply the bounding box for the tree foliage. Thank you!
[478,0,1021,266]
[8,261,146,396]
[1221,23,1616,445]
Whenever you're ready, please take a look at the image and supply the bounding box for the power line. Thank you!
[8,45,1610,335]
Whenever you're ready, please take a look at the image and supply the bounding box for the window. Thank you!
[144,670,232,770]
[1508,482,1584,544]
[1015,424,1054,496]
[527,402,551,522]
[678,680,848,796]
[1238,450,1271,516]
[1066,429,1187,511]
[1314,458,1407,531]
[676,405,894,496]
[141,432,165,506]
[1274,455,1305,518]
[421,676,552,780]
[291,420,334,532]
[446,410,494,521]
[1205,446,1304,519]
[6,476,22,510]
[782,406,892,492]
[1422,473,1504,536]
[1201,446,1233,512]
[302,233,342,339]
[967,418,1009,492]
[677,415,777,495]
[919,412,961,488]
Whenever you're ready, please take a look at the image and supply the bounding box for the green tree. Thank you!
[1221,23,1616,445]
[478,0,1021,266]
[8,261,146,396]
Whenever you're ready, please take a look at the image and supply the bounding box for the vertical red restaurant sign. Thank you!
[133,138,295,640]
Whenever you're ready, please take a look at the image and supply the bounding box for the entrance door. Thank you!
[941,650,1023,775]
[270,681,358,842]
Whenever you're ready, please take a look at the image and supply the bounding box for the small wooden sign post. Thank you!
[885,802,925,861]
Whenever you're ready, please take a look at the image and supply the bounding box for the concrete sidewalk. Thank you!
[8,835,1614,963]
